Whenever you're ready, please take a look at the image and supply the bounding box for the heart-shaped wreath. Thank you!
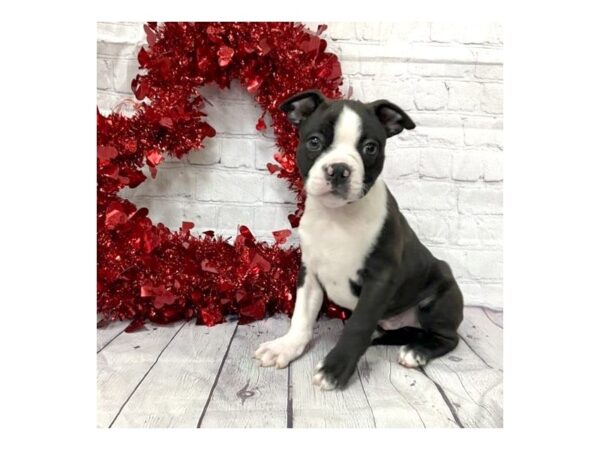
[97,22,349,331]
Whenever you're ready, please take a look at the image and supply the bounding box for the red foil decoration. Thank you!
[97,22,344,331]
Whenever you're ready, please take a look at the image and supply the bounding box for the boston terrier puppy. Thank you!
[253,90,463,390]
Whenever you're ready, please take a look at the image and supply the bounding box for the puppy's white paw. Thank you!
[312,360,337,390]
[398,345,428,368]
[253,334,308,369]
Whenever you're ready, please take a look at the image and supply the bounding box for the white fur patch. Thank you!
[312,360,336,390]
[299,178,388,311]
[398,345,427,368]
[253,334,309,369]
[332,106,362,147]
[253,272,324,369]
[305,106,365,206]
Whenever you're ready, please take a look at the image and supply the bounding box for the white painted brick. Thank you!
[355,22,394,42]
[197,78,263,135]
[458,282,503,309]
[382,147,420,179]
[342,21,431,43]
[97,58,113,90]
[183,204,219,231]
[263,174,297,204]
[217,205,255,230]
[423,127,464,147]
[324,22,359,41]
[481,83,503,114]
[414,80,448,111]
[219,228,239,240]
[411,212,452,244]
[96,90,135,117]
[387,22,431,43]
[420,148,452,178]
[203,101,263,135]
[119,192,222,234]
[483,152,503,181]
[407,44,477,63]
[112,58,140,94]
[428,247,469,279]
[354,78,415,108]
[338,42,477,64]
[220,138,255,168]
[471,47,503,65]
[388,181,456,211]
[463,116,503,130]
[408,63,474,78]
[336,42,390,60]
[464,250,503,280]
[187,139,221,165]
[199,80,252,102]
[252,204,296,232]
[458,187,503,214]
[391,129,429,147]
[430,23,503,45]
[96,41,140,59]
[195,170,263,203]
[160,154,188,167]
[452,151,483,181]
[97,22,145,44]
[344,60,407,77]
[464,128,503,148]
[121,166,195,199]
[474,64,503,80]
[342,61,376,77]
[455,215,503,247]
[411,113,463,129]
[447,81,483,111]
[254,136,278,170]
[121,196,186,230]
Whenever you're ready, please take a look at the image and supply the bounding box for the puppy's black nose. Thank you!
[324,163,352,184]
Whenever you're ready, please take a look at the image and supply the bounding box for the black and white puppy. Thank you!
[253,90,463,390]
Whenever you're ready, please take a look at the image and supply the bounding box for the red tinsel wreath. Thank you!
[97,22,350,332]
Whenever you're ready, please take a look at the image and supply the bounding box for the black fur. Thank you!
[297,263,306,288]
[348,279,361,297]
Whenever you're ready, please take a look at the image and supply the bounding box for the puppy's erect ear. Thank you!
[279,90,326,125]
[368,100,416,137]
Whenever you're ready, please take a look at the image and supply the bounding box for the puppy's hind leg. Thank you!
[374,279,463,368]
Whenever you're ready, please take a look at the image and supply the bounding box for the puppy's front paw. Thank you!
[312,353,357,390]
[253,334,308,369]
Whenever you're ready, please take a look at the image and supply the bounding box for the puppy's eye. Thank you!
[306,136,323,152]
[363,141,379,156]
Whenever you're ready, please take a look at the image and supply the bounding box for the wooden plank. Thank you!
[110,320,237,428]
[483,307,503,329]
[96,322,184,427]
[96,320,128,352]
[357,346,459,428]
[460,307,503,370]
[423,339,503,428]
[199,315,290,428]
[291,318,375,428]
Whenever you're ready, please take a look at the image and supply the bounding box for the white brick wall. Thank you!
[97,22,503,309]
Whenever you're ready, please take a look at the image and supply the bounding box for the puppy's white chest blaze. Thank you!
[299,179,388,310]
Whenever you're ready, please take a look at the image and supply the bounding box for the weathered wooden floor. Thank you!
[97,306,503,428]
